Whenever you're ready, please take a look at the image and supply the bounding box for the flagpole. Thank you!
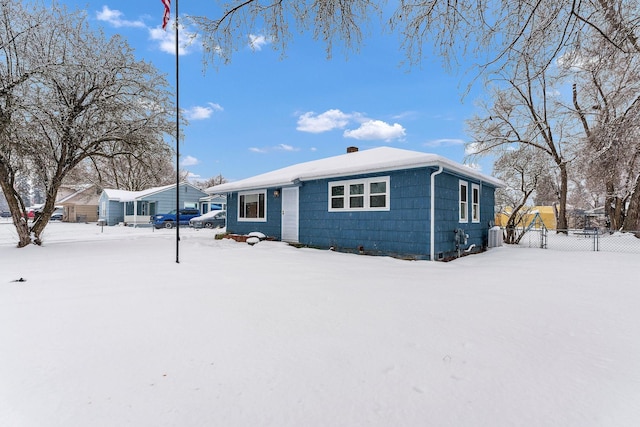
[174,0,180,264]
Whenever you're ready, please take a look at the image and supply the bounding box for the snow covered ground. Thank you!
[1,221,639,427]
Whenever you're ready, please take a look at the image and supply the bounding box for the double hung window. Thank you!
[459,181,468,222]
[471,183,480,223]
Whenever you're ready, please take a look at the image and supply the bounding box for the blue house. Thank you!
[99,182,208,226]
[208,147,504,260]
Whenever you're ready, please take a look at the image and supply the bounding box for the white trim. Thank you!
[459,180,468,223]
[471,183,480,223]
[281,187,299,242]
[328,176,390,212]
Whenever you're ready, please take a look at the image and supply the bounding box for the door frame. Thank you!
[281,187,299,243]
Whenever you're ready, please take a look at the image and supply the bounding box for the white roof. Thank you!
[208,146,503,193]
[102,183,177,202]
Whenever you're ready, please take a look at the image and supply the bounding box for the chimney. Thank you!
[347,146,359,153]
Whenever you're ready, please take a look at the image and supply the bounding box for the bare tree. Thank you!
[493,147,549,243]
[467,51,577,231]
[0,2,175,246]
[190,0,381,67]
[190,1,640,72]
[196,173,228,190]
[566,29,640,231]
[68,147,177,192]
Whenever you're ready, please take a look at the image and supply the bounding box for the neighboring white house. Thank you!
[199,194,227,214]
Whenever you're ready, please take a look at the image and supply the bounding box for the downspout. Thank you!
[430,165,444,261]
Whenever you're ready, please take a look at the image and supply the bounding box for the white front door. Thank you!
[281,187,299,243]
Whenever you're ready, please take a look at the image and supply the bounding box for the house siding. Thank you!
[99,193,124,226]
[100,183,208,226]
[140,184,206,214]
[299,169,431,258]
[432,173,496,259]
[226,190,282,238]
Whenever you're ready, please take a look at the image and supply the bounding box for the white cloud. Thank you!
[465,142,481,156]
[297,109,408,142]
[392,111,419,120]
[149,23,200,56]
[96,6,145,28]
[277,144,297,152]
[95,5,199,56]
[184,103,223,121]
[296,109,352,133]
[424,138,466,148]
[557,51,599,71]
[249,144,299,153]
[248,34,269,51]
[180,155,199,167]
[343,120,406,142]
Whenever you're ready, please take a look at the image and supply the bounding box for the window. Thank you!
[472,183,480,223]
[139,202,150,216]
[238,190,266,221]
[328,177,390,211]
[459,180,468,222]
[125,201,149,215]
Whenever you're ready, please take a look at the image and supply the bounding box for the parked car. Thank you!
[152,208,201,229]
[50,210,64,221]
[0,211,11,218]
[189,210,226,229]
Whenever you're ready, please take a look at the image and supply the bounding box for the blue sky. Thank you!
[62,0,491,182]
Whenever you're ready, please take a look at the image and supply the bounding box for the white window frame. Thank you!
[238,189,267,222]
[459,180,468,223]
[328,176,390,212]
[471,183,480,223]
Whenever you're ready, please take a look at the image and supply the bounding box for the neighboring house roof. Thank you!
[57,185,99,205]
[495,206,557,229]
[102,183,204,202]
[199,194,226,202]
[584,206,606,215]
[208,146,504,193]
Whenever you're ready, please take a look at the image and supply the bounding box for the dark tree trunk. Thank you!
[557,163,569,232]
[0,167,32,247]
[623,174,640,232]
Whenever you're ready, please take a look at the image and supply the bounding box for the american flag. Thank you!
[161,0,171,30]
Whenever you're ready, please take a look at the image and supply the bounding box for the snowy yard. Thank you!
[1,221,639,426]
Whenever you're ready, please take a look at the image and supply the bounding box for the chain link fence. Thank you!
[508,227,640,254]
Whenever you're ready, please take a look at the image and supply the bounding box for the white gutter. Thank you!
[430,166,444,261]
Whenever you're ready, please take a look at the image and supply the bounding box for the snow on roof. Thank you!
[102,183,177,202]
[56,185,100,204]
[208,146,504,193]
